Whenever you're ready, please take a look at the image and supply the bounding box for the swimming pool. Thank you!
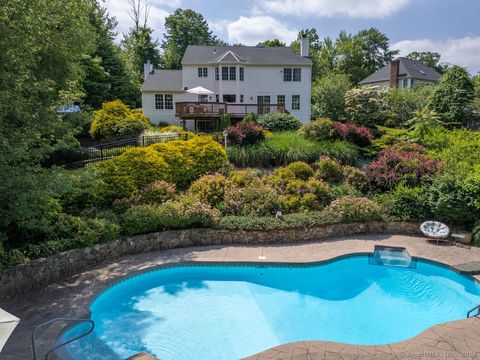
[62,255,480,360]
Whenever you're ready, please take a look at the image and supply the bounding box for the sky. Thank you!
[103,0,480,74]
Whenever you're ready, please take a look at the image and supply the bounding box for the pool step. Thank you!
[126,352,159,360]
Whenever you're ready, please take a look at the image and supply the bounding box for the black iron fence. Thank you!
[46,133,188,168]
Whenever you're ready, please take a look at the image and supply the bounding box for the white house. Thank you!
[141,40,312,132]
[359,57,441,89]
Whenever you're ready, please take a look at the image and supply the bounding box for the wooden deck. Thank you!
[175,102,287,119]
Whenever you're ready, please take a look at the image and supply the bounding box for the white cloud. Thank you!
[257,0,412,19]
[225,16,298,45]
[102,0,172,41]
[393,36,480,74]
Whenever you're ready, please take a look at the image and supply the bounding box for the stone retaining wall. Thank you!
[0,221,419,299]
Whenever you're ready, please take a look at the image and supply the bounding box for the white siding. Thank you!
[182,64,312,122]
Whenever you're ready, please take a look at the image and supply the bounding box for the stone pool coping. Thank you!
[2,233,480,359]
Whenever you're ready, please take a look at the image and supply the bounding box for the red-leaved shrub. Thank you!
[226,121,265,146]
[365,142,442,190]
[333,122,373,147]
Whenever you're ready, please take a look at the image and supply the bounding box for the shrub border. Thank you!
[0,221,420,299]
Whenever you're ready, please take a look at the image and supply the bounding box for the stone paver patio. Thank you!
[2,234,480,359]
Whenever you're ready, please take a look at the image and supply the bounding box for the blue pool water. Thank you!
[62,256,480,360]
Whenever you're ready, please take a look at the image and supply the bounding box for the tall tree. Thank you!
[82,3,138,108]
[161,9,221,69]
[262,39,286,47]
[356,28,399,74]
[0,0,95,242]
[429,66,475,124]
[406,51,448,74]
[122,0,161,84]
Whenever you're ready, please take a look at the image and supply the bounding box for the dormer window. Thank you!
[198,67,208,77]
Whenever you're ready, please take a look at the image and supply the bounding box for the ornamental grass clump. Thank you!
[365,142,442,190]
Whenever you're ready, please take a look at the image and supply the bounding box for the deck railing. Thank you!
[175,102,286,117]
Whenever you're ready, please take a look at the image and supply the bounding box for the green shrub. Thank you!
[285,162,314,180]
[243,112,257,122]
[473,220,480,246]
[312,72,352,120]
[90,100,150,139]
[257,112,302,132]
[424,168,480,225]
[122,197,220,236]
[218,211,342,231]
[113,180,177,211]
[328,184,362,199]
[342,166,367,192]
[314,157,344,183]
[299,119,334,141]
[344,86,387,127]
[376,185,430,220]
[429,66,475,125]
[97,147,171,199]
[227,132,359,167]
[224,181,281,216]
[98,136,227,198]
[324,196,384,222]
[230,168,262,187]
[188,173,233,207]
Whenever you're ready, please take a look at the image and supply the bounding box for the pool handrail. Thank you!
[467,304,480,318]
[32,317,94,360]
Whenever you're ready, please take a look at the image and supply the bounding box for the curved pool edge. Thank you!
[59,251,480,359]
[244,314,480,359]
[4,234,480,360]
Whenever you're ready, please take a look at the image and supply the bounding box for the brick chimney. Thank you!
[390,59,400,87]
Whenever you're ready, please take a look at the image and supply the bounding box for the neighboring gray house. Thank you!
[359,57,442,89]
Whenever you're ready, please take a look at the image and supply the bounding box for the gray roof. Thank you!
[182,45,312,66]
[359,57,442,84]
[141,70,183,91]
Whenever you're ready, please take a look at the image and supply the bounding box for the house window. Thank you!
[240,94,244,103]
[198,67,208,77]
[198,94,208,102]
[155,94,173,110]
[239,67,244,81]
[155,94,164,110]
[277,95,285,105]
[257,95,271,114]
[284,68,301,81]
[164,94,173,109]
[215,67,219,80]
[215,94,219,102]
[223,94,236,103]
[293,68,301,81]
[292,95,300,110]
[402,78,409,88]
[222,66,229,80]
[229,67,236,80]
[197,120,214,133]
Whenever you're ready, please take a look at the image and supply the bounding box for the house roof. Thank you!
[359,57,442,84]
[181,45,312,66]
[141,70,183,92]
